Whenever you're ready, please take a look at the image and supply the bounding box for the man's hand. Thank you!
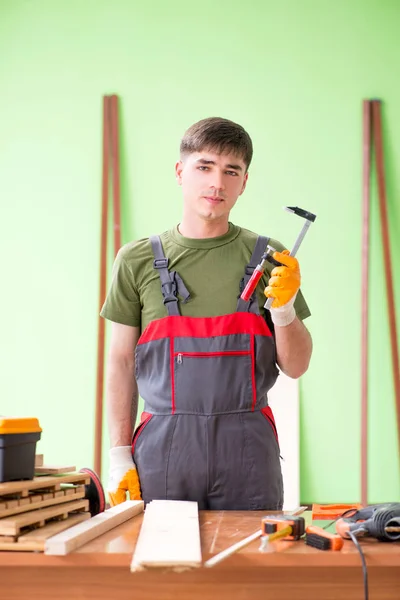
[264,250,301,327]
[108,446,142,506]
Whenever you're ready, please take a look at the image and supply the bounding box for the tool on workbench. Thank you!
[240,206,316,306]
[304,525,344,551]
[0,417,42,483]
[79,467,106,516]
[259,514,305,551]
[335,502,400,600]
[336,503,400,542]
[312,502,363,520]
[204,513,306,567]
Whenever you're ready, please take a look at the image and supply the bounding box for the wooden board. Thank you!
[268,371,300,511]
[130,500,202,572]
[0,498,89,536]
[34,454,44,467]
[35,465,76,475]
[0,513,90,552]
[0,485,85,519]
[45,499,143,555]
[0,474,90,498]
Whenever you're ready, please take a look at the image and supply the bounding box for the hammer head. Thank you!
[285,206,316,222]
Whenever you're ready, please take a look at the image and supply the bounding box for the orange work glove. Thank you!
[264,250,301,326]
[107,446,142,506]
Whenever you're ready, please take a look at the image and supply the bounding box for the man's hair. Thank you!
[180,117,253,171]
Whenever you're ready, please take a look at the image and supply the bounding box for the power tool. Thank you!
[336,503,400,542]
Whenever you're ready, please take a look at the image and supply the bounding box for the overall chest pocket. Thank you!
[173,343,254,414]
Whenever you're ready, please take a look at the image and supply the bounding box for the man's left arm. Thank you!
[264,250,313,379]
[274,318,312,379]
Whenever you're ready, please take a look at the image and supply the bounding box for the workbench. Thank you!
[1,510,399,600]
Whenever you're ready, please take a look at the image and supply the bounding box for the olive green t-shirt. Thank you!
[100,223,311,332]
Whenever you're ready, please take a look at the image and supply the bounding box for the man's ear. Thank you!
[175,160,184,185]
[240,171,249,195]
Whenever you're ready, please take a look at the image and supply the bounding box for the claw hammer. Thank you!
[240,206,316,308]
[264,206,317,309]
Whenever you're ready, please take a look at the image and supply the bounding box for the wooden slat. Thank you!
[0,487,85,519]
[371,99,400,458]
[0,499,89,536]
[45,500,143,555]
[18,513,90,543]
[94,94,111,478]
[0,474,90,497]
[130,500,202,572]
[34,454,44,467]
[0,513,90,552]
[35,466,76,475]
[361,98,371,507]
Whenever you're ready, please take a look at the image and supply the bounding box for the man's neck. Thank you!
[178,216,229,239]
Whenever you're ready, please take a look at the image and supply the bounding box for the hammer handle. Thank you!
[265,219,312,310]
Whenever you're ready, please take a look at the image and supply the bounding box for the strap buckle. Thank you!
[153,258,169,269]
[161,281,178,304]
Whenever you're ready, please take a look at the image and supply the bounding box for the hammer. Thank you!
[264,206,316,310]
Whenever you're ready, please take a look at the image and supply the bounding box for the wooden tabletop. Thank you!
[2,511,400,600]
[1,510,399,568]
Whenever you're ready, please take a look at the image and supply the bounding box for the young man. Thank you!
[100,117,312,510]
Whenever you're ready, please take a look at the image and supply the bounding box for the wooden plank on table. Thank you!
[0,487,85,519]
[34,454,44,467]
[0,499,89,536]
[0,513,90,552]
[0,474,90,497]
[45,499,144,555]
[130,500,202,572]
[35,465,76,475]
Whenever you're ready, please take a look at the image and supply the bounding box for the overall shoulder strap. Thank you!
[149,235,190,317]
[236,235,270,314]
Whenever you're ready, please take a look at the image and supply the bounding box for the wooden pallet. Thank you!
[0,484,86,519]
[0,498,89,536]
[0,512,90,551]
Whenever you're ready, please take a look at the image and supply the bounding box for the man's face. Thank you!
[175,150,248,222]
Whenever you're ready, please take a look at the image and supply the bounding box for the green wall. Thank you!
[1,0,399,503]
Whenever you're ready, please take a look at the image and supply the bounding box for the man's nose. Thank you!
[210,170,225,191]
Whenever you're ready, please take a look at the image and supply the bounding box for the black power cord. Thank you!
[319,505,400,600]
[348,530,369,600]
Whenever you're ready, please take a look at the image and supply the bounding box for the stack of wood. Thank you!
[0,454,89,551]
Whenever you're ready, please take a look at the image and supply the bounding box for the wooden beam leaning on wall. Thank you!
[45,500,143,555]
[130,500,202,572]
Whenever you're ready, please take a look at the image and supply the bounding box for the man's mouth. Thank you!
[204,196,224,204]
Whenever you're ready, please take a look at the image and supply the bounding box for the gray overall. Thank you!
[132,235,284,510]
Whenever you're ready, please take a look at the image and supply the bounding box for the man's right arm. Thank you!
[106,322,141,447]
[105,322,142,505]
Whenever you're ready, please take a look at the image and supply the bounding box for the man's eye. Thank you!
[226,171,238,176]
[198,166,209,171]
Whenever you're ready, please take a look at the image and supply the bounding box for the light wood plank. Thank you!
[130,500,202,572]
[34,454,44,467]
[35,465,76,475]
[45,500,144,555]
[0,499,88,536]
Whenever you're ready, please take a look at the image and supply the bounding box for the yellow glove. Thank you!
[264,250,301,326]
[107,446,142,506]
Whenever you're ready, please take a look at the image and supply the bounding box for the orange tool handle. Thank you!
[241,267,264,301]
[306,525,344,550]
